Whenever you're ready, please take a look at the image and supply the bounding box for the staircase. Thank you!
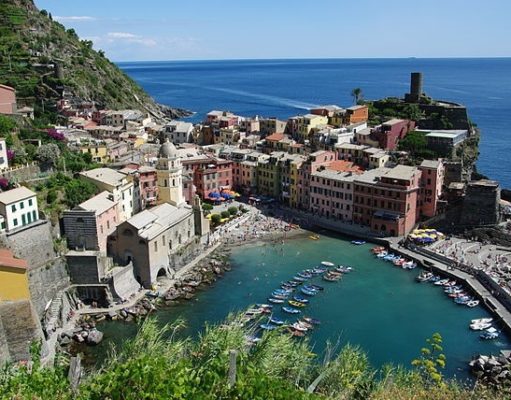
[45,292,63,333]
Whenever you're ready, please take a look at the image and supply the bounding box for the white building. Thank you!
[80,168,135,222]
[162,121,194,144]
[0,187,39,232]
[0,139,8,171]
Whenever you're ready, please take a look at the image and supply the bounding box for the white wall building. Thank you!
[0,139,8,171]
[0,187,39,232]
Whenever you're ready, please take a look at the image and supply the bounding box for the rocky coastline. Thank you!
[470,352,511,386]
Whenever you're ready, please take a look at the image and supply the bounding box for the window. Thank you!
[154,241,158,252]
[22,214,26,225]
[32,210,37,221]
[100,225,104,234]
[13,218,18,226]
[162,235,166,246]
[107,220,110,230]
[1,222,5,230]
[20,201,24,209]
[11,205,16,212]
[29,199,33,206]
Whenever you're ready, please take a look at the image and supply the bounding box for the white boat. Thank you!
[402,261,416,269]
[480,327,499,340]
[434,279,449,286]
[466,300,480,308]
[291,322,308,332]
[470,322,493,331]
[471,317,493,324]
[321,261,335,267]
[376,251,388,258]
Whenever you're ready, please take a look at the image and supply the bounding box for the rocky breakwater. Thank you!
[470,352,511,385]
[163,250,231,304]
[58,318,104,348]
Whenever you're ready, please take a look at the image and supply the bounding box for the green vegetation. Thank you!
[227,206,238,216]
[397,131,437,159]
[202,203,213,212]
[0,318,505,399]
[210,213,221,225]
[0,0,164,123]
[351,87,363,105]
[221,210,231,219]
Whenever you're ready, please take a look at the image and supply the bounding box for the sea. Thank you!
[86,234,510,381]
[118,58,511,189]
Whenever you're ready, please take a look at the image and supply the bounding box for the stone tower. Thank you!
[405,72,423,103]
[156,139,185,207]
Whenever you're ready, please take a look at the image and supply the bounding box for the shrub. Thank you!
[203,203,213,211]
[46,189,57,204]
[221,210,230,219]
[228,206,238,216]
[210,213,221,225]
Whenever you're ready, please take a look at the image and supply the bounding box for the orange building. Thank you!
[344,105,368,124]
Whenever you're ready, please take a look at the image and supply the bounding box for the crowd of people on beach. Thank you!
[429,237,511,293]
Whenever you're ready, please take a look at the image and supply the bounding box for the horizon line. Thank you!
[114,56,511,64]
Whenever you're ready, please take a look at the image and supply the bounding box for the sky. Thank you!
[35,0,511,62]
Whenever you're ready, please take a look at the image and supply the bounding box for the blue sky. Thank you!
[35,0,511,61]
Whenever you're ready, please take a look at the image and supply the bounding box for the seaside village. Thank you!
[0,72,511,366]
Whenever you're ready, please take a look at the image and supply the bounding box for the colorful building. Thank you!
[370,119,416,151]
[0,187,39,232]
[418,159,445,218]
[0,84,16,115]
[63,191,119,254]
[353,165,422,236]
[0,249,29,302]
[193,158,233,200]
[344,105,368,125]
[288,114,329,142]
[309,170,356,221]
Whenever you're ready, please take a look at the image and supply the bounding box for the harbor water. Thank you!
[86,233,510,381]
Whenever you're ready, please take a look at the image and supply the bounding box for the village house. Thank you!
[193,158,233,200]
[108,202,196,287]
[80,168,135,221]
[418,159,445,218]
[62,191,119,254]
[0,139,8,171]
[344,105,369,125]
[162,121,195,144]
[119,165,159,211]
[0,187,39,233]
[287,114,329,142]
[370,119,416,151]
[0,84,16,115]
[258,117,287,137]
[0,249,29,302]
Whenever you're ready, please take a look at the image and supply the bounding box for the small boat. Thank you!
[269,317,284,325]
[467,300,480,308]
[292,295,309,304]
[416,272,433,282]
[268,298,284,304]
[321,261,335,267]
[273,288,292,295]
[297,272,313,279]
[305,284,324,291]
[434,279,449,286]
[288,300,306,308]
[311,267,327,274]
[285,280,301,287]
[471,318,493,324]
[272,294,289,300]
[293,276,308,282]
[454,296,472,305]
[376,251,388,258]
[282,306,301,314]
[298,320,313,329]
[402,261,417,270]
[480,327,499,340]
[256,304,273,309]
[351,240,366,245]
[302,317,321,325]
[372,246,386,254]
[444,280,457,287]
[260,323,277,331]
[470,322,492,331]
[335,265,353,273]
[288,327,306,337]
[428,275,441,283]
[291,322,308,332]
[300,288,317,296]
[245,308,264,316]
[323,274,341,282]
[309,234,320,240]
[393,258,406,266]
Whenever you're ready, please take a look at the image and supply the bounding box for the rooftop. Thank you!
[312,169,357,182]
[384,165,419,181]
[347,105,366,111]
[80,168,128,187]
[383,118,406,126]
[265,133,286,142]
[0,187,36,205]
[355,168,390,185]
[127,203,192,240]
[78,191,116,216]
[420,159,442,169]
[0,248,27,271]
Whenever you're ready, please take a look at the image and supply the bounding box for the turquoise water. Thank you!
[89,234,510,380]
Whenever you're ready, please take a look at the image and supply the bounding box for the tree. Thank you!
[411,333,446,385]
[228,206,238,216]
[0,115,16,136]
[36,143,61,168]
[210,213,221,225]
[351,88,363,105]
[202,203,213,211]
[64,179,97,208]
[401,104,424,122]
[397,131,428,157]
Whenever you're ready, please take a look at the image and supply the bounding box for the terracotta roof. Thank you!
[265,133,285,142]
[327,160,364,173]
[0,249,27,271]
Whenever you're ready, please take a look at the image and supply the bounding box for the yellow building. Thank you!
[80,142,109,163]
[296,114,328,141]
[0,249,30,302]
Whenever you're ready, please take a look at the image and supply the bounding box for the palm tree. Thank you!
[351,88,363,105]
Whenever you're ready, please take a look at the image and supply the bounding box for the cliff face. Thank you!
[0,0,189,121]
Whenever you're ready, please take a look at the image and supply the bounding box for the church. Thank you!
[108,140,209,287]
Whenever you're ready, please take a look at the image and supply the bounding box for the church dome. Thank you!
[159,139,178,158]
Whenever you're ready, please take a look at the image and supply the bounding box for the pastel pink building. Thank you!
[63,191,120,254]
[297,150,336,210]
[419,159,445,218]
[353,165,422,236]
[309,169,357,221]
[194,158,233,200]
[0,84,16,115]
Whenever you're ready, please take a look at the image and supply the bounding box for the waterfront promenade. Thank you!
[387,238,511,334]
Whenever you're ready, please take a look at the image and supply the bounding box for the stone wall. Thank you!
[0,163,41,182]
[0,316,9,365]
[0,300,47,363]
[66,251,105,284]
[460,180,501,226]
[28,257,70,317]
[110,263,141,301]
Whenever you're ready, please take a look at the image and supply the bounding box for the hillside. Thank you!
[0,0,189,122]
